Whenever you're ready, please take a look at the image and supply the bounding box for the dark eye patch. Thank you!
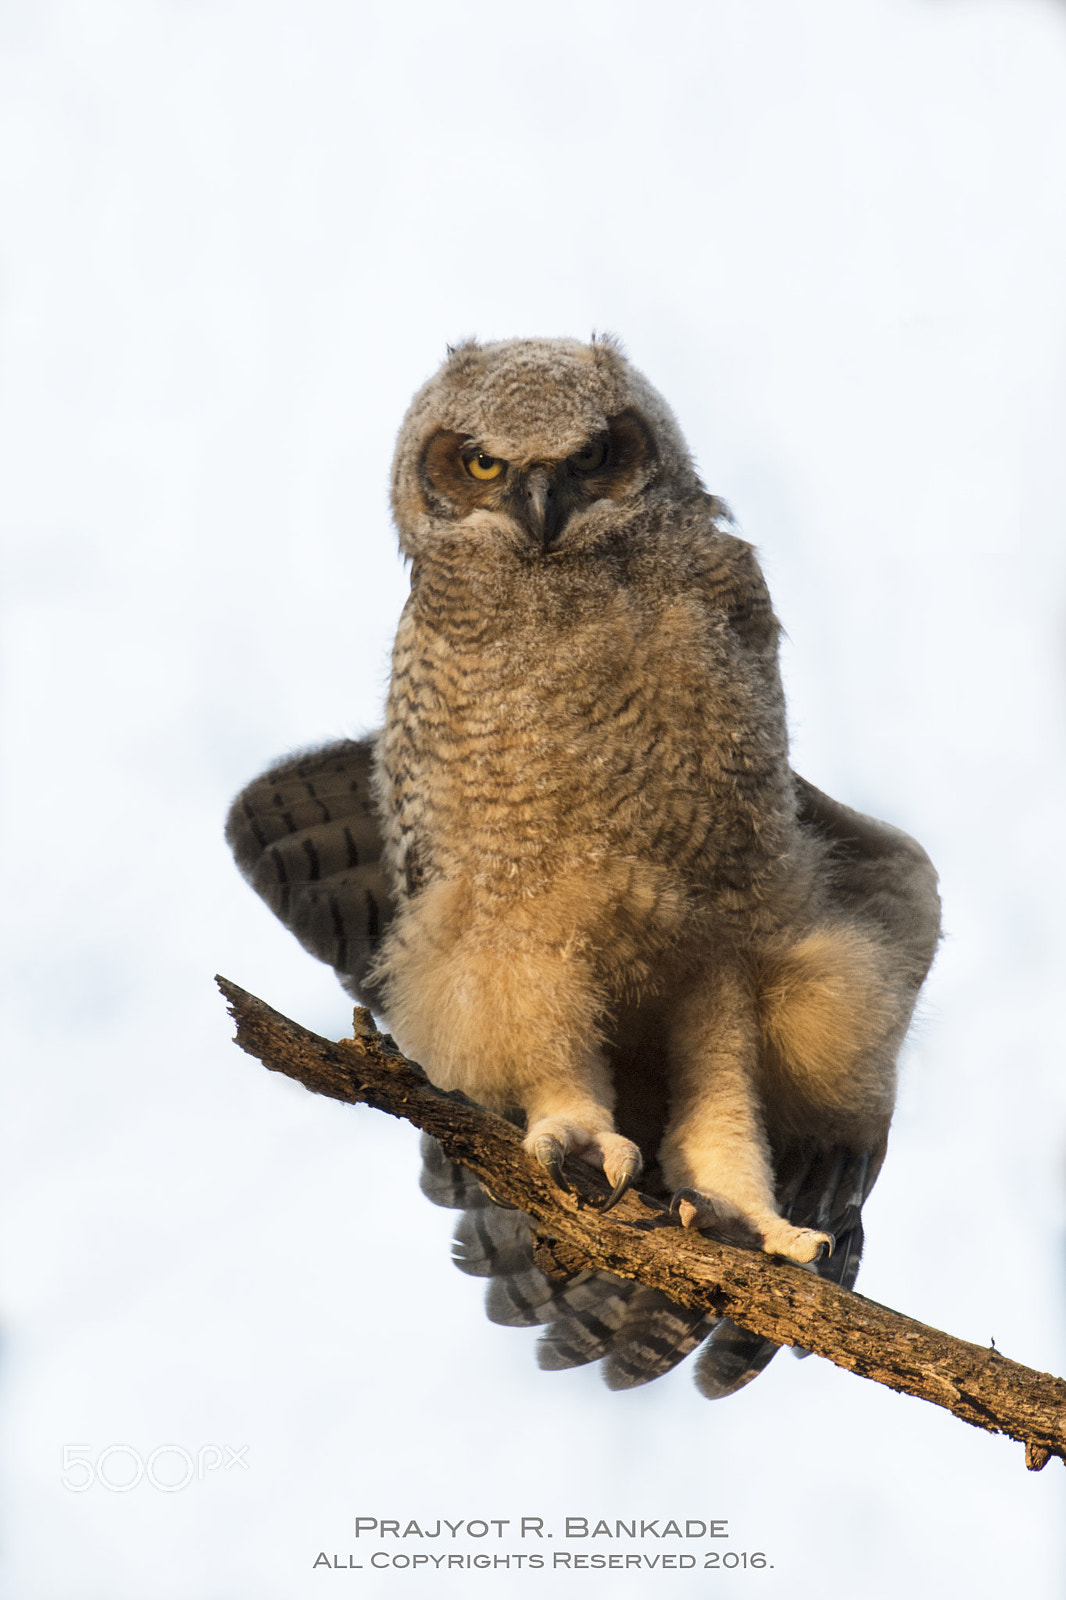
[569,437,609,475]
[602,410,657,490]
[421,430,509,511]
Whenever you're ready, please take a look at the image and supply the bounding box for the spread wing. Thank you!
[225,737,394,1010]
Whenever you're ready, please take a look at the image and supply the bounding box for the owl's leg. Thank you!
[659,969,832,1265]
[380,905,642,1208]
[522,1057,643,1211]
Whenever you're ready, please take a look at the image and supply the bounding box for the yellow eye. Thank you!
[570,438,607,474]
[465,451,505,481]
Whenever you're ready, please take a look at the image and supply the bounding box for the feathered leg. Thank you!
[379,890,643,1198]
[660,968,833,1264]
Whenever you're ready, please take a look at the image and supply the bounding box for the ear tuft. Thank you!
[591,330,625,354]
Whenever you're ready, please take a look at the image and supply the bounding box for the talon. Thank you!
[533,1134,571,1193]
[817,1233,835,1261]
[670,1187,702,1220]
[599,1172,634,1214]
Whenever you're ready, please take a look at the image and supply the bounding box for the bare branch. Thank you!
[217,975,1066,1473]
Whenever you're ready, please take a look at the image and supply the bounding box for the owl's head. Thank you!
[390,336,701,558]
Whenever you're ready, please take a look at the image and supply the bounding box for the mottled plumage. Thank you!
[227,336,940,1397]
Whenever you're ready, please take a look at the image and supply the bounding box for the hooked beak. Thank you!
[518,465,566,549]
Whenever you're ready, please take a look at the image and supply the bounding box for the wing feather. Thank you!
[225,738,393,1008]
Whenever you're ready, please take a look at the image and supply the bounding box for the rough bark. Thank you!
[217,974,1066,1473]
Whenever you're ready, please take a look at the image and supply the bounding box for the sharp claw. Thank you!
[533,1135,571,1193]
[669,1187,702,1219]
[599,1172,634,1214]
[817,1233,836,1262]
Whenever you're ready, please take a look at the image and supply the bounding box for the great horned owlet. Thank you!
[227,336,940,1398]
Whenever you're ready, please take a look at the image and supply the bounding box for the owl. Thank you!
[227,336,941,1397]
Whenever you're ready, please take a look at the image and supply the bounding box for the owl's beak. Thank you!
[519,465,565,550]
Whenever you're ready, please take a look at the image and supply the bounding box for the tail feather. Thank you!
[694,1324,780,1398]
[485,1264,572,1328]
[419,1132,486,1211]
[537,1276,639,1369]
[602,1290,717,1389]
[453,1206,541,1279]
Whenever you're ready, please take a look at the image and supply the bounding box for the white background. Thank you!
[2,1,1065,1595]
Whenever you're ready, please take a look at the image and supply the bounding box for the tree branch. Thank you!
[217,974,1065,1474]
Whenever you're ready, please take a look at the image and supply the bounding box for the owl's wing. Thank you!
[225,737,394,1010]
[793,771,942,981]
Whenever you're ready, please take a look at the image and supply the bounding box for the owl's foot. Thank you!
[671,1188,833,1264]
[525,1121,642,1213]
[530,1132,571,1193]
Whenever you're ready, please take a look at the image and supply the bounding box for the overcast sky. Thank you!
[2,1,1066,1596]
